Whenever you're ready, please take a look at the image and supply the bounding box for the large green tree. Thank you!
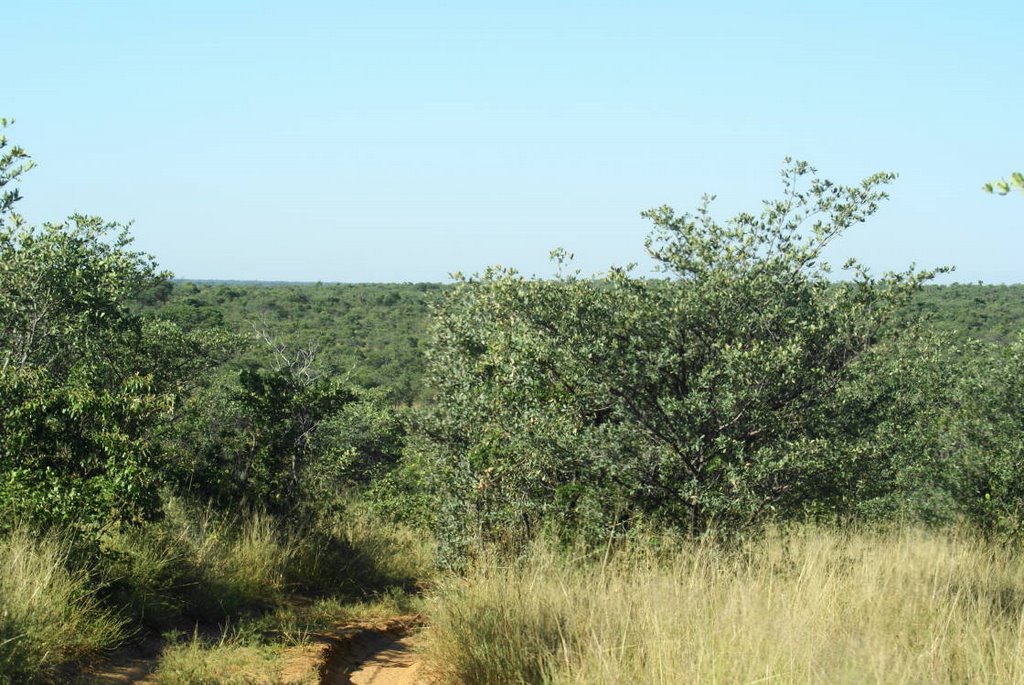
[0,121,222,532]
[420,160,943,560]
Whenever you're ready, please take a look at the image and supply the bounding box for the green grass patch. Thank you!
[153,626,288,685]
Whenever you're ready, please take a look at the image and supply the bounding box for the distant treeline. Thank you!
[141,281,1024,402]
[904,284,1024,344]
[140,281,444,403]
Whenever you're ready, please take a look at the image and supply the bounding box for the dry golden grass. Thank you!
[423,527,1024,684]
[0,530,127,683]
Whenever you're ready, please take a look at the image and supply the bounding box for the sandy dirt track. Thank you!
[286,614,428,685]
[343,632,424,685]
[86,614,428,684]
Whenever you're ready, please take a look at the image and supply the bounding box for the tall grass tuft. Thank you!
[103,500,293,624]
[333,511,436,591]
[0,529,126,683]
[424,526,1024,684]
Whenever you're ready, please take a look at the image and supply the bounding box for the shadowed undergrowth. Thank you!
[0,499,433,684]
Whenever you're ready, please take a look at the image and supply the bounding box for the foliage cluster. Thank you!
[415,162,1023,563]
[984,171,1024,196]
[0,121,409,534]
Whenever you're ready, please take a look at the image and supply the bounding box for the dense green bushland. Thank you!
[1,118,1023,681]
[0,122,420,681]
[413,161,1023,564]
[145,279,437,404]
[904,283,1024,343]
[142,280,1024,404]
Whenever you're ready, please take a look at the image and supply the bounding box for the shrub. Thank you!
[0,122,229,535]
[421,160,943,562]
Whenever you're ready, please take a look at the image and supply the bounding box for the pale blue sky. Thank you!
[4,1,1022,282]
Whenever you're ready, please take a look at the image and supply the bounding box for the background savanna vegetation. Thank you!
[2,119,1023,683]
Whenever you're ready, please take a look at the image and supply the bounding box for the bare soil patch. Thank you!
[281,615,427,685]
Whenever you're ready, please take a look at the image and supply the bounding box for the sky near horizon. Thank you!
[4,1,1023,283]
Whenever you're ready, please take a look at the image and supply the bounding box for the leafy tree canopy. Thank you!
[984,171,1024,196]
[0,120,225,532]
[420,160,946,562]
